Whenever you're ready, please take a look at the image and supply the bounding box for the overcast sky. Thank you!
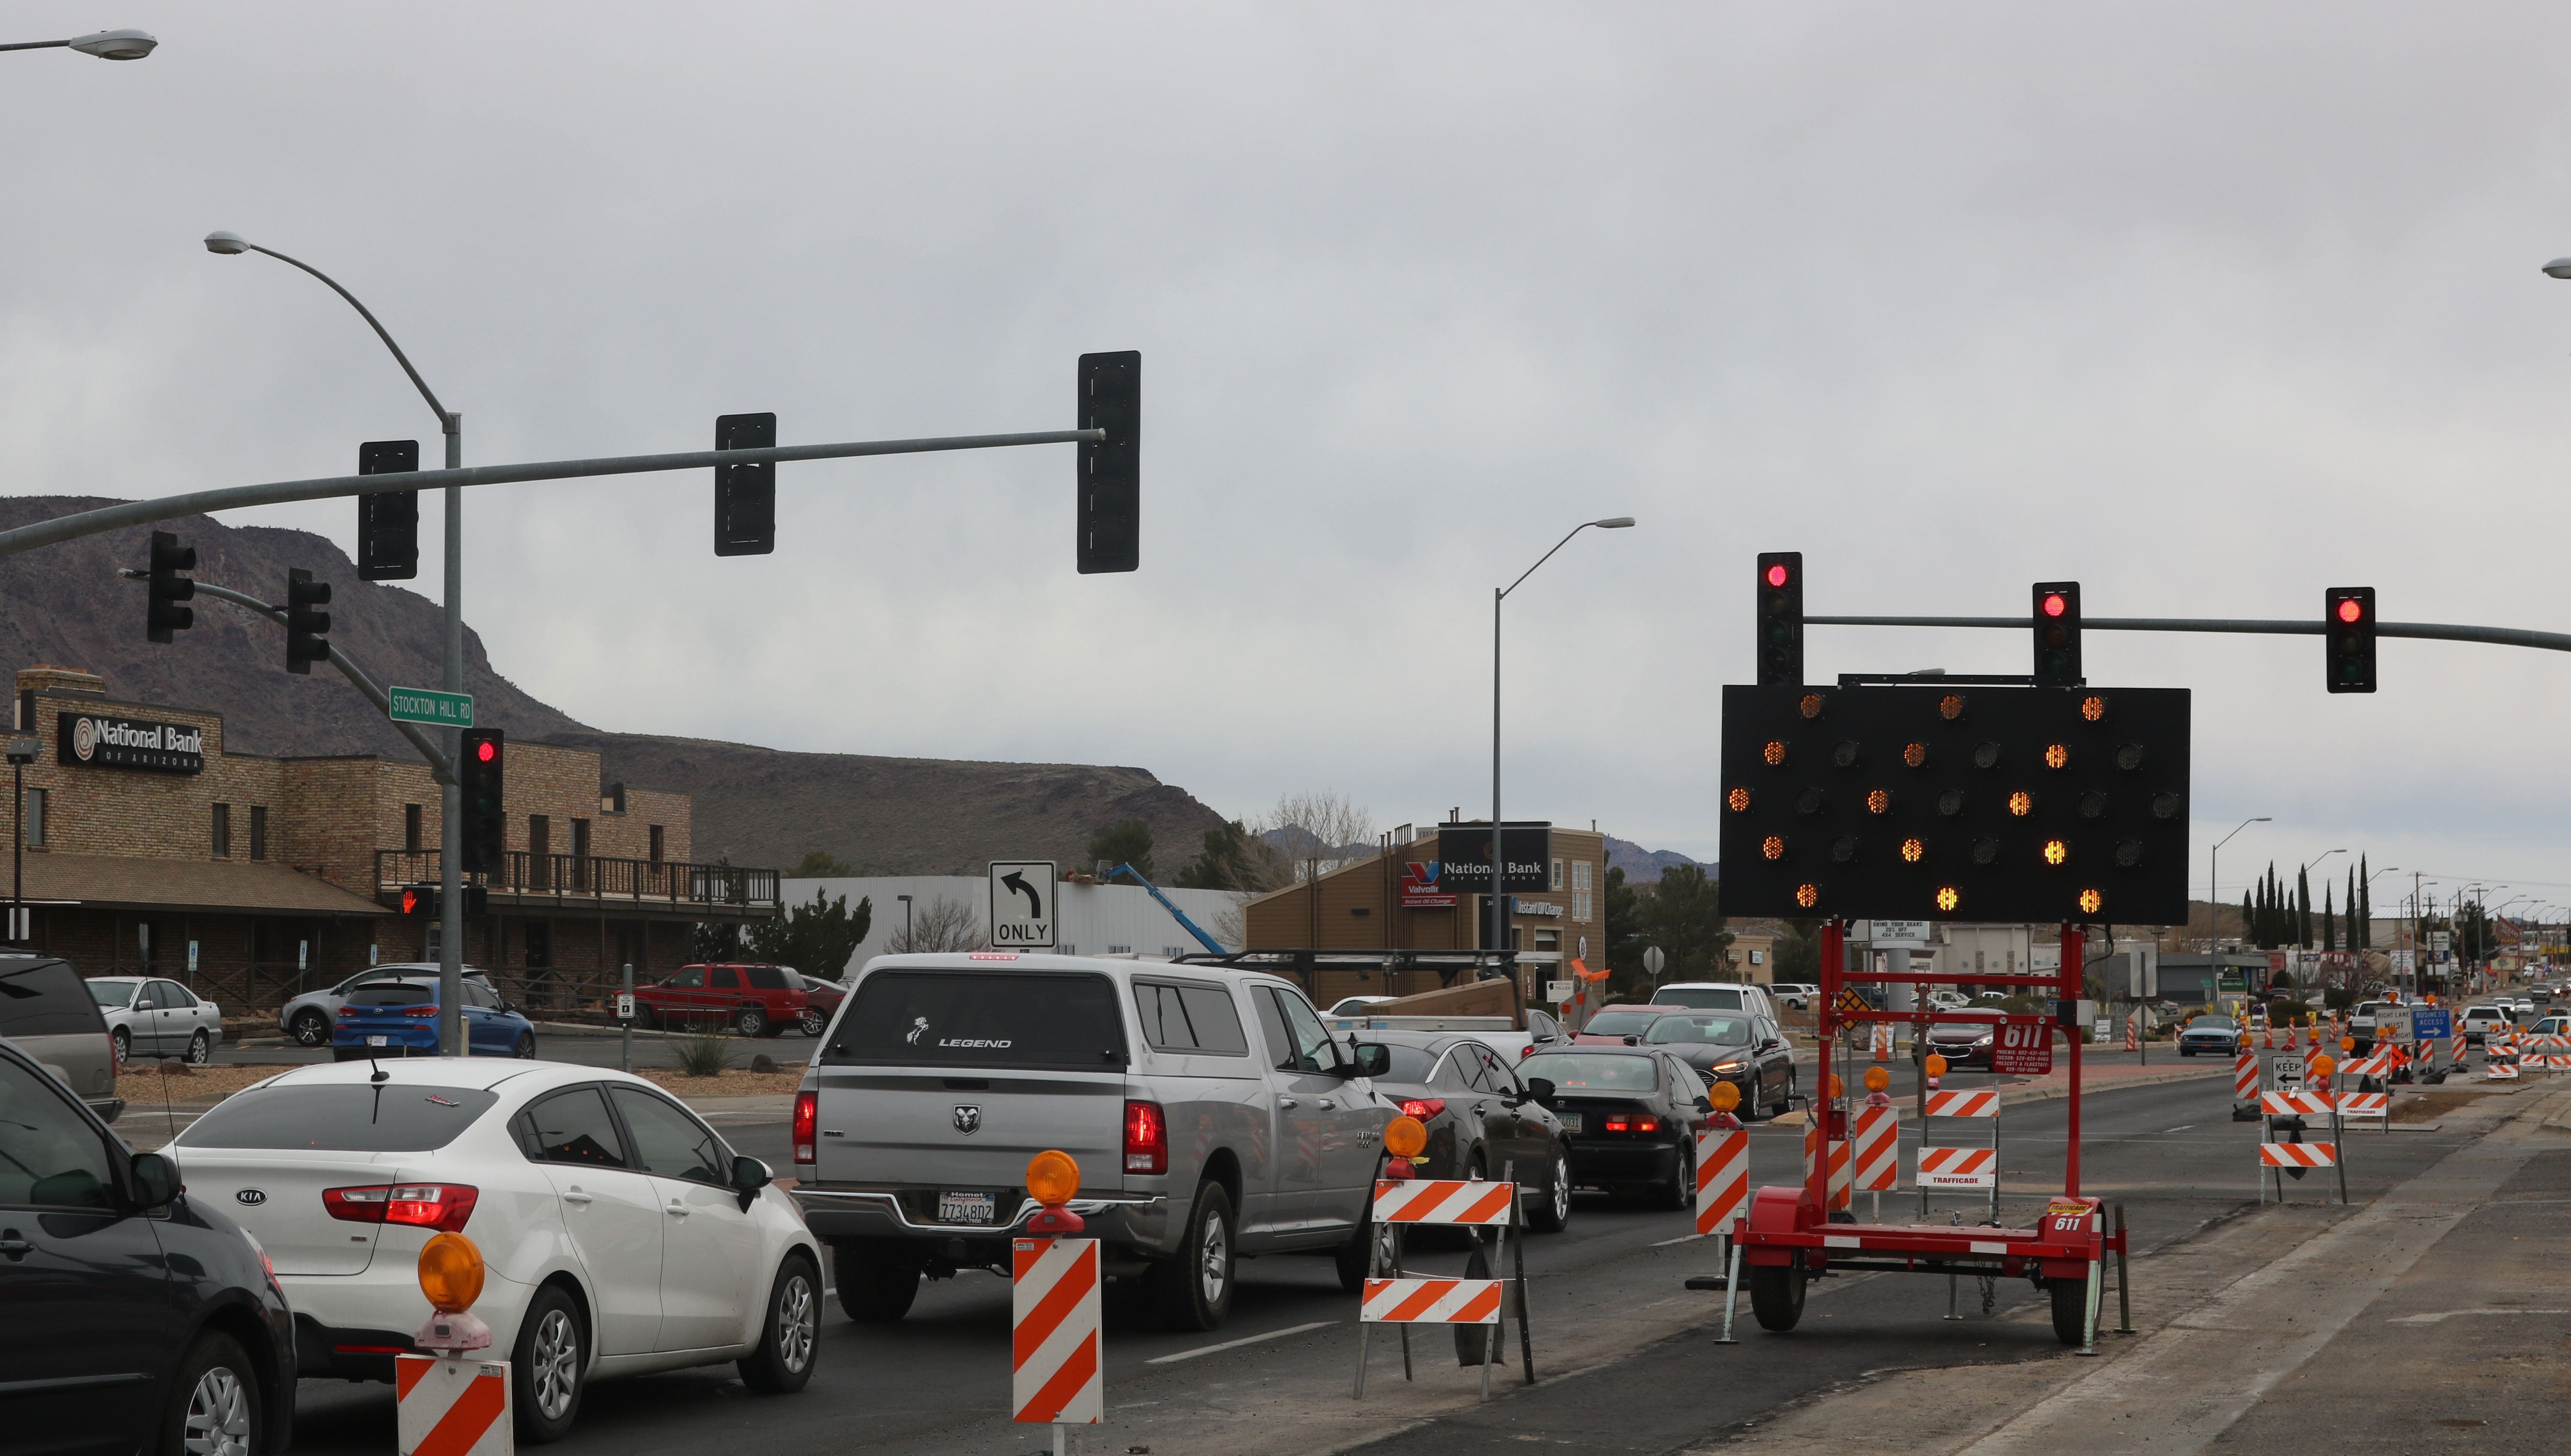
[7,4,2571,917]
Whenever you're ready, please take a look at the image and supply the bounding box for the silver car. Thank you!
[794,954,1396,1333]
[87,975,223,1066]
[275,962,492,1047]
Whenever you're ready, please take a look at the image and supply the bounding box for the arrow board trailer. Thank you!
[988,861,1058,949]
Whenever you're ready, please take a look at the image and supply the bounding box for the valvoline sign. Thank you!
[1400,862,1455,908]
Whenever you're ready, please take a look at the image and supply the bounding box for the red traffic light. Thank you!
[1765,562,1789,588]
[2042,593,2067,618]
[476,741,496,763]
[401,889,420,914]
[2336,597,2363,623]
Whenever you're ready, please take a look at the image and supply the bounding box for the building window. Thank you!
[1573,891,1591,922]
[1536,928,1560,952]
[529,815,550,857]
[211,802,229,857]
[249,806,267,860]
[1551,859,1565,891]
[524,921,552,968]
[22,788,43,849]
[648,824,665,863]
[405,803,422,853]
[569,818,590,889]
[1573,861,1592,893]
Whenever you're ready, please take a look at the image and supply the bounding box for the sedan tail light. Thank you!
[323,1183,478,1232]
[1398,1098,1446,1121]
[792,1090,817,1166]
[1603,1114,1661,1134]
[402,1005,440,1019]
[1124,1099,1168,1174]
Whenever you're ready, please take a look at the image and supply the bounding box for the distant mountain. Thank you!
[1607,836,1713,884]
[0,496,1227,875]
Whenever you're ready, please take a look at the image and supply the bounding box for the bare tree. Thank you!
[1263,790,1379,881]
[887,897,988,954]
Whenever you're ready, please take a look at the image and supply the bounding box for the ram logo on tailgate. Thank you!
[952,1105,982,1135]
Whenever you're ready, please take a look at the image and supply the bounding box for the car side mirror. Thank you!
[1525,1077,1555,1104]
[129,1151,180,1208]
[1351,1043,1392,1079]
[730,1154,772,1211]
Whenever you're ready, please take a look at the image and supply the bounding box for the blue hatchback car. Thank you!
[331,976,537,1060]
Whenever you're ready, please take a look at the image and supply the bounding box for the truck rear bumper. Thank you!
[792,1185,1173,1257]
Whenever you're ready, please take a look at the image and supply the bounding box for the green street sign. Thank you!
[2215,971,2247,994]
[387,686,474,727]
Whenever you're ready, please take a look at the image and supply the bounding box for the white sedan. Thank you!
[167,1058,820,1443]
[87,975,223,1065]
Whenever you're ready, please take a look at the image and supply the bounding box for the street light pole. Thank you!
[207,232,471,1058]
[898,894,913,953]
[1492,518,1633,1006]
[2209,816,2270,952]
[6,737,34,948]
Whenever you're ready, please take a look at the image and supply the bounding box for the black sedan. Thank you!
[1354,1031,1573,1232]
[1630,1010,1796,1118]
[0,1037,297,1456]
[2176,1015,2241,1057]
[1519,1046,1711,1210]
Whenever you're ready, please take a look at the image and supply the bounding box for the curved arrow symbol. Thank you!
[1000,870,1043,919]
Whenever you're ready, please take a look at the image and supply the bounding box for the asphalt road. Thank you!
[272,1063,2478,1456]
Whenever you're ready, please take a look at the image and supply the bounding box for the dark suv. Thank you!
[0,1037,296,1455]
[635,962,813,1037]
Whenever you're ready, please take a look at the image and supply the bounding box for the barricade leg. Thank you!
[2076,1254,2103,1357]
[1715,1234,1744,1344]
[2113,1204,2134,1334]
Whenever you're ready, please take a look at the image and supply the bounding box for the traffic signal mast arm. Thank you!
[0,426,1105,561]
[1806,611,2571,656]
[115,569,454,782]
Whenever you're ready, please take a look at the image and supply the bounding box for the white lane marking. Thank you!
[2162,1125,2196,1133]
[2388,1308,2570,1325]
[1145,1320,1338,1364]
[1652,1232,1708,1247]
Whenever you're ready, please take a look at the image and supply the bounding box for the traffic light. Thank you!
[146,531,195,644]
[2325,587,2376,694]
[1717,680,2192,925]
[399,883,485,916]
[458,728,506,874]
[1076,351,1139,574]
[2033,581,2081,685]
[285,569,332,674]
[1755,551,1804,685]
[713,412,776,557]
[357,439,420,581]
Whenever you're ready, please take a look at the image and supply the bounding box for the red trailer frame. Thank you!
[1716,920,2128,1347]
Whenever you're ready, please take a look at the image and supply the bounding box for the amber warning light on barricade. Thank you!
[1382,1115,1428,1180]
[414,1233,493,1351]
[1025,1150,1084,1234]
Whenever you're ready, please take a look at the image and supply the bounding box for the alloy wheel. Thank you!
[187,1030,211,1065]
[531,1308,580,1420]
[1549,1153,1572,1224]
[776,1271,817,1372]
[180,1363,252,1456]
[1197,1207,1231,1306]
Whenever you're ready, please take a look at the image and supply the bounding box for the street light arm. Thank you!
[1501,523,1599,601]
[228,241,454,430]
[0,39,72,51]
[117,569,455,782]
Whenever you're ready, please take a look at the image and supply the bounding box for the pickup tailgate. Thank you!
[812,1067,1129,1193]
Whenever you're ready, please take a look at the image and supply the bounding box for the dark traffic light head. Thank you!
[2325,587,2376,693]
[146,531,197,644]
[285,569,333,675]
[713,413,778,557]
[458,729,506,874]
[2032,581,2081,685]
[357,440,421,581]
[1076,351,1139,574]
[1755,551,1804,686]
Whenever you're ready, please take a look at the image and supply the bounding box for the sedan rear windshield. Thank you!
[176,1083,500,1151]
[1644,1015,1751,1047]
[1651,989,1743,1010]
[1521,1053,1662,1092]
[2188,1016,2235,1029]
[825,971,1130,1070]
[347,985,434,1007]
[1581,1011,1663,1038]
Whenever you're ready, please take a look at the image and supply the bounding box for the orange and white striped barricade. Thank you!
[396,1355,510,1456]
[2486,1038,2520,1081]
[1013,1236,1102,1438]
[2124,1012,2139,1053]
[1851,1104,1899,1218]
[1355,1177,1525,1402]
[2258,1091,2344,1204]
[1870,1023,1895,1062]
[2450,1028,2465,1066]
[1915,1089,2002,1222]
[1826,1132,1852,1214]
[2233,1052,2260,1104]
[1694,1124,1750,1239]
[2335,1091,2390,1134]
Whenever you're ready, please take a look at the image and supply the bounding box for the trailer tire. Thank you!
[1748,1263,1805,1332]
[2048,1276,2089,1346]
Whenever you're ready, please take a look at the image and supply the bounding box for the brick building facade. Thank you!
[0,665,775,1014]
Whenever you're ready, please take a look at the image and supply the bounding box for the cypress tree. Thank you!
[2295,865,2313,948]
[2322,882,2337,953]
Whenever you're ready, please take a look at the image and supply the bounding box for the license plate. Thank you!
[938,1192,996,1225]
[367,1035,389,1046]
[1557,1112,1583,1133]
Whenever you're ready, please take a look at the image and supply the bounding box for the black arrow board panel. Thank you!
[1717,683,2190,926]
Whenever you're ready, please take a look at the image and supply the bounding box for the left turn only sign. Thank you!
[988,862,1057,950]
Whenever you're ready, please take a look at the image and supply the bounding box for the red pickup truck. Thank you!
[634,963,814,1037]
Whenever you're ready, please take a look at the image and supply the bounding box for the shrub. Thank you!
[674,1033,734,1079]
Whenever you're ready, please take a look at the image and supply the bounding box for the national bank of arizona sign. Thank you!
[58,712,207,774]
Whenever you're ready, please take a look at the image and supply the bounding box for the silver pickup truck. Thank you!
[791,954,1396,1330]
